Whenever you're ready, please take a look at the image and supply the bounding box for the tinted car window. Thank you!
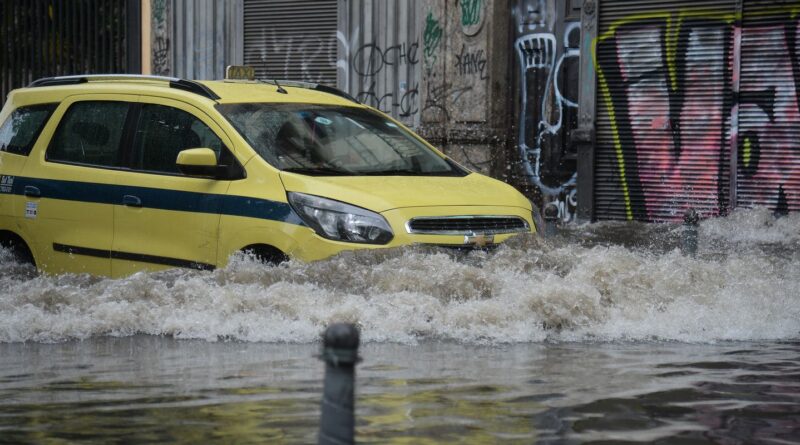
[0,104,56,156]
[47,101,129,167]
[131,104,224,174]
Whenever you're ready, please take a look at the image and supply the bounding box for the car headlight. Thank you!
[287,192,394,244]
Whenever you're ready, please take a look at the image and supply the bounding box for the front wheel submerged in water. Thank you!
[241,245,288,266]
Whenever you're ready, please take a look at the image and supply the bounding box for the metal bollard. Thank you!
[543,202,559,238]
[682,208,699,256]
[774,185,789,218]
[318,323,361,445]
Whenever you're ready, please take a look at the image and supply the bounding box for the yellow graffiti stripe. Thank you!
[742,136,751,168]
[666,15,679,91]
[596,67,633,220]
[592,26,634,220]
[747,5,800,20]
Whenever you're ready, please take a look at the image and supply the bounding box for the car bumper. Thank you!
[289,205,535,262]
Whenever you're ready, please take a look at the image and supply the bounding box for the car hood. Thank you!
[279,172,531,213]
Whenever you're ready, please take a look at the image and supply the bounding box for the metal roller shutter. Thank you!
[243,0,337,85]
[595,0,736,221]
[1,0,138,104]
[736,1,800,214]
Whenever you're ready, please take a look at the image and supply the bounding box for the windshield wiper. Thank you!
[281,167,355,176]
[361,169,459,176]
[360,169,423,176]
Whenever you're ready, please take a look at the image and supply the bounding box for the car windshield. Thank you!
[217,103,465,176]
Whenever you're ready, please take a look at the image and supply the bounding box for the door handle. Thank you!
[122,195,142,207]
[23,186,41,198]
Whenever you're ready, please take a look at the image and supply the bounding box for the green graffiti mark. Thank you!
[423,12,443,66]
[152,0,167,21]
[460,0,483,27]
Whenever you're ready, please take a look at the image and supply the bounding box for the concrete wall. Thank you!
[336,0,510,176]
[415,0,511,177]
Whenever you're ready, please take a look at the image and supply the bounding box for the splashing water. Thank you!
[1,208,798,344]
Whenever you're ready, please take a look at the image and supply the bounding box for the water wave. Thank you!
[1,208,798,343]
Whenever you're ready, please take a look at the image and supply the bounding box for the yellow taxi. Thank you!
[0,70,537,277]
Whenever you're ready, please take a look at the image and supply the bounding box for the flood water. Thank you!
[1,208,798,443]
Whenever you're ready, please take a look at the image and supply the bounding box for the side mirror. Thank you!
[176,148,218,177]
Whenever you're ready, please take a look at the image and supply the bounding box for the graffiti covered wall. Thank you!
[422,0,491,124]
[417,0,510,175]
[337,0,509,175]
[151,0,170,75]
[338,0,422,127]
[150,0,243,79]
[147,0,799,221]
[512,0,583,222]
[595,2,800,221]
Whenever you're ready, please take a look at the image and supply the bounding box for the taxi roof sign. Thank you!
[225,65,255,81]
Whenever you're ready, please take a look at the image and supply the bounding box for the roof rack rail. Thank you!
[27,74,221,101]
[259,79,359,104]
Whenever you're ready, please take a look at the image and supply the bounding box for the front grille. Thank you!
[406,216,529,235]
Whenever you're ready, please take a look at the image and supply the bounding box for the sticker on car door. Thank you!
[25,201,37,219]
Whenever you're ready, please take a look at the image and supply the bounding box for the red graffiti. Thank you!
[597,13,800,220]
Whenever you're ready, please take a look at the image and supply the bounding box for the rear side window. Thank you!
[47,101,129,167]
[131,104,224,174]
[0,104,56,156]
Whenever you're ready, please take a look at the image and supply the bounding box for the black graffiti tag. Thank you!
[422,82,473,118]
[356,81,419,117]
[454,44,488,80]
[353,42,420,76]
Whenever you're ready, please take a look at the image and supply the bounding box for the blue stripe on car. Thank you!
[12,176,305,225]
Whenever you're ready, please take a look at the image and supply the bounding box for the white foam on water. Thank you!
[701,206,800,244]
[0,208,798,344]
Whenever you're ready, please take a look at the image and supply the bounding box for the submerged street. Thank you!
[1,208,798,443]
[3,0,800,442]
[2,338,799,443]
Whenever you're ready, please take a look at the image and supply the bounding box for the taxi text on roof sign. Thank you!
[225,65,255,81]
